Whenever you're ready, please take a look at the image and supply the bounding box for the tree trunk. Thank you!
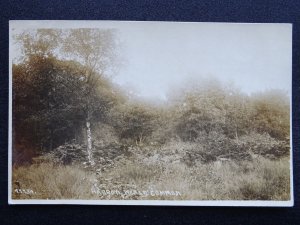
[235,124,239,141]
[86,120,95,166]
[138,133,144,145]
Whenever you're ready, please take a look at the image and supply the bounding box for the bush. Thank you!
[93,122,119,146]
[238,132,289,158]
[174,132,244,165]
[34,143,88,165]
[178,131,289,165]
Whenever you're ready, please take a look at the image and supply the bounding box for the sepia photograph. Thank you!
[9,21,293,206]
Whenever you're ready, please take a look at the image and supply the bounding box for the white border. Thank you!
[8,199,294,207]
[8,20,294,207]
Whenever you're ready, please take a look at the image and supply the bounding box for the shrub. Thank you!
[179,131,289,165]
[93,122,119,146]
[33,143,88,165]
[237,132,289,158]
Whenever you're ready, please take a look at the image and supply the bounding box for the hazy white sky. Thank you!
[10,21,292,101]
[113,22,292,100]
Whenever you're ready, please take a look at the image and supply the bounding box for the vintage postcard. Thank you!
[9,21,293,206]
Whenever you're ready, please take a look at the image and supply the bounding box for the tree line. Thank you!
[12,29,290,166]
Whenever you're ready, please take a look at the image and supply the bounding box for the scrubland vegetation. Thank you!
[12,156,290,200]
[12,28,291,201]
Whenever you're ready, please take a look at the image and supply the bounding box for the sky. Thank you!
[10,21,292,101]
[114,22,292,101]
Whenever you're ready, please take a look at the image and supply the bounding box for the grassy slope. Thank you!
[12,156,290,201]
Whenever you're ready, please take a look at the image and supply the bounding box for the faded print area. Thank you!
[10,21,292,203]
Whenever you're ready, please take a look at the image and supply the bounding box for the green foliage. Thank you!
[111,103,158,144]
[173,80,251,142]
[12,28,125,165]
[13,56,86,163]
[238,132,289,158]
[12,28,290,168]
[13,55,121,165]
[251,90,290,140]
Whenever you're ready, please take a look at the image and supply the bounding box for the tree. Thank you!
[223,87,252,140]
[250,90,290,140]
[173,79,227,141]
[61,29,120,165]
[14,28,121,166]
[13,55,88,164]
[111,103,157,145]
[14,29,61,62]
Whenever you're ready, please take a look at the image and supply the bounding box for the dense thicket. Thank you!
[12,29,290,166]
[13,55,123,165]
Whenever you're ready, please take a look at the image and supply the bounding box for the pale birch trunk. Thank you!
[86,120,95,166]
[235,124,239,141]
